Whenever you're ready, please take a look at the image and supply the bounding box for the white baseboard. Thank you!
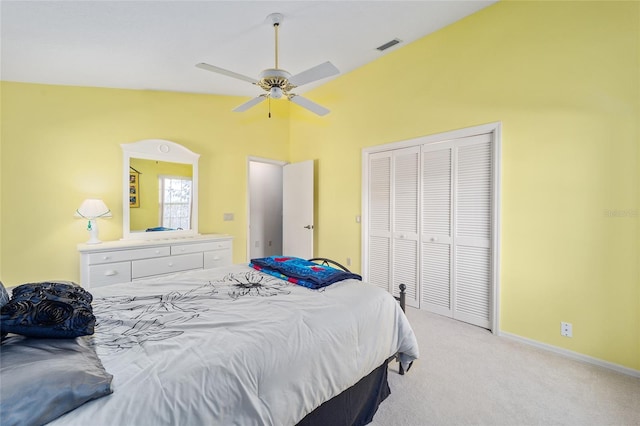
[499,331,640,378]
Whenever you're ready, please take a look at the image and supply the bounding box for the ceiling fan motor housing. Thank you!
[258,68,295,95]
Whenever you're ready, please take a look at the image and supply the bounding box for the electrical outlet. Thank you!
[223,213,234,221]
[346,257,351,266]
[561,322,573,337]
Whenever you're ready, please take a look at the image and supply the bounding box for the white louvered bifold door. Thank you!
[452,134,493,329]
[392,147,420,308]
[421,144,453,316]
[367,152,392,292]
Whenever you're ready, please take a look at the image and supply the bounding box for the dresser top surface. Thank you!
[78,234,232,253]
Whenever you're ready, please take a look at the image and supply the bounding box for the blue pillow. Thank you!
[0,282,8,308]
[11,281,93,305]
[0,282,95,338]
[0,282,8,339]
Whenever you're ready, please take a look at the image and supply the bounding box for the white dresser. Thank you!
[78,234,233,288]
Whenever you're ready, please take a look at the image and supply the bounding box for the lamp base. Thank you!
[85,219,102,244]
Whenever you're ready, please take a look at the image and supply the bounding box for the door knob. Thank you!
[304,225,314,229]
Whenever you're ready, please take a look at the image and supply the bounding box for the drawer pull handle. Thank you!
[155,250,160,254]
[104,270,117,276]
[168,262,174,267]
[102,256,111,260]
[212,256,221,260]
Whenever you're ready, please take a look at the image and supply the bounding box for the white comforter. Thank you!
[51,264,419,426]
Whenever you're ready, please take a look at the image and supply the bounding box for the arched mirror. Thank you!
[122,139,199,240]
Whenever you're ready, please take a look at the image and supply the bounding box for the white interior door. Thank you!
[421,144,454,317]
[392,147,420,308]
[419,134,493,329]
[283,160,314,258]
[452,134,493,329]
[367,152,392,292]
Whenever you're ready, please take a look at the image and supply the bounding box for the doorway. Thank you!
[248,159,284,260]
[247,158,315,262]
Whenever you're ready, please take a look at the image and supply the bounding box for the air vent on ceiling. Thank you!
[376,38,402,52]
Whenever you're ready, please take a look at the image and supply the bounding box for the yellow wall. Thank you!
[0,82,290,286]
[289,1,639,370]
[0,1,637,372]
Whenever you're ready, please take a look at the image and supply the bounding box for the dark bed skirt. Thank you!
[296,358,392,426]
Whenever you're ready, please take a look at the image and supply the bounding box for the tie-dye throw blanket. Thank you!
[249,256,362,289]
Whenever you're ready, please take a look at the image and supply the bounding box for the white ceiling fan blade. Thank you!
[289,61,339,87]
[196,63,258,84]
[289,95,330,116]
[233,95,267,112]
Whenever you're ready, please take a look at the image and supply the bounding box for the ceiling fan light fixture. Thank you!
[270,86,283,99]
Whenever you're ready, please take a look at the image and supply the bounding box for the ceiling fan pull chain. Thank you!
[268,96,272,118]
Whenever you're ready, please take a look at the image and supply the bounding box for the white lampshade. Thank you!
[75,199,111,244]
[75,199,112,219]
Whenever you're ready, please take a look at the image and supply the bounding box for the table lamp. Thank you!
[75,199,112,244]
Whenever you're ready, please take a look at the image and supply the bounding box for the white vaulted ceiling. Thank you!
[0,1,496,97]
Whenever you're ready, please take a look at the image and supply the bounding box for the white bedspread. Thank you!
[51,265,419,426]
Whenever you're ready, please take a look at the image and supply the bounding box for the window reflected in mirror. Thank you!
[159,175,192,230]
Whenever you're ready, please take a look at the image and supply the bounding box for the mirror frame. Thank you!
[122,139,200,240]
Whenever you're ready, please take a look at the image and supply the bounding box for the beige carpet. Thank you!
[371,308,640,426]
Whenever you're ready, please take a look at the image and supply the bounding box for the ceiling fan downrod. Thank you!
[274,21,279,69]
[268,13,283,70]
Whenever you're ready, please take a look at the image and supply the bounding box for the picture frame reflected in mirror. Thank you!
[129,171,139,208]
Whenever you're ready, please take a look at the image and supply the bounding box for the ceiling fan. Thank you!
[196,13,339,116]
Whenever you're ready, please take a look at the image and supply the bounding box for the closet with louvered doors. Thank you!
[364,127,497,330]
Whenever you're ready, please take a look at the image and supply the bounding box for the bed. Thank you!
[0,259,419,426]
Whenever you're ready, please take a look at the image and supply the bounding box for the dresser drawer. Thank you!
[88,262,132,287]
[204,249,232,269]
[171,240,231,255]
[132,253,204,279]
[88,246,170,265]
